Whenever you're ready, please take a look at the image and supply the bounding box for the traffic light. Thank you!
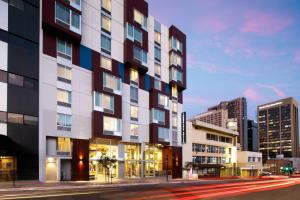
[280,165,293,174]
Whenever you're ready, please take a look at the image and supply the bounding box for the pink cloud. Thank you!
[258,84,286,98]
[240,10,293,35]
[196,15,233,33]
[294,52,300,63]
[243,87,263,102]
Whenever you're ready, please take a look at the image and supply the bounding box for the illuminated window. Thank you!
[172,85,178,98]
[101,56,112,71]
[158,93,169,108]
[57,137,71,152]
[101,0,111,13]
[57,64,72,82]
[154,31,161,44]
[103,116,121,133]
[93,92,114,113]
[7,113,23,124]
[151,108,165,125]
[101,14,111,33]
[130,124,138,136]
[154,63,161,77]
[130,69,139,85]
[103,72,121,93]
[130,105,138,120]
[134,9,147,29]
[57,89,72,105]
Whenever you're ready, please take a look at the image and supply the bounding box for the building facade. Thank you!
[237,151,262,177]
[0,0,187,182]
[258,97,299,162]
[248,120,258,152]
[183,120,238,178]
[192,97,248,151]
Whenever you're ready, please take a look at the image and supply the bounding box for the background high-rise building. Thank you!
[258,97,299,161]
[0,0,187,182]
[248,120,258,152]
[192,97,248,151]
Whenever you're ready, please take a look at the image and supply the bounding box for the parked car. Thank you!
[261,171,272,176]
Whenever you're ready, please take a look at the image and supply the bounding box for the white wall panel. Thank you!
[0,82,7,111]
[0,40,8,71]
[0,123,7,136]
[0,1,8,31]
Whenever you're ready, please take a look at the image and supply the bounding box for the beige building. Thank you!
[237,151,262,177]
[192,109,228,128]
[183,120,238,178]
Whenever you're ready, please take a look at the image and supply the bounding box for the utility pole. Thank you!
[166,155,169,182]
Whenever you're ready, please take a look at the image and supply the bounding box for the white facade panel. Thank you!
[0,40,8,71]
[0,1,8,31]
[0,123,7,136]
[0,82,7,111]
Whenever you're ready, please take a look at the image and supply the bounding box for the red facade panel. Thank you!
[71,139,89,181]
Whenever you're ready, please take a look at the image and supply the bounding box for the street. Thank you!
[0,178,300,200]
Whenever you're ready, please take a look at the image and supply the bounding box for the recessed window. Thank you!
[133,46,147,66]
[154,31,161,44]
[134,9,147,29]
[103,72,121,93]
[130,124,138,136]
[170,52,182,67]
[130,86,138,103]
[101,0,111,13]
[101,14,111,33]
[151,108,165,125]
[172,85,178,98]
[154,79,161,90]
[8,73,23,87]
[130,105,138,121]
[24,115,38,126]
[101,34,111,54]
[0,70,7,83]
[101,56,112,71]
[7,113,23,124]
[158,93,169,108]
[55,2,70,27]
[134,27,142,44]
[57,64,72,82]
[158,127,169,142]
[103,116,121,133]
[170,36,183,53]
[71,12,80,29]
[57,89,72,106]
[57,137,71,152]
[172,115,178,128]
[57,39,72,60]
[57,113,72,130]
[94,92,114,113]
[130,69,139,85]
[154,45,161,62]
[170,68,183,83]
[0,112,7,123]
[154,63,161,77]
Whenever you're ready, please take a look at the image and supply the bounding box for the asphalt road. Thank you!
[0,178,300,200]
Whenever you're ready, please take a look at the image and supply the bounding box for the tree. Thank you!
[97,155,117,183]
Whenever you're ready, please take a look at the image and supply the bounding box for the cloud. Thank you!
[196,14,234,33]
[257,84,286,98]
[240,10,293,35]
[243,87,263,101]
[184,95,210,106]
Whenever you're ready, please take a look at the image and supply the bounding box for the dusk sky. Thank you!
[148,0,300,120]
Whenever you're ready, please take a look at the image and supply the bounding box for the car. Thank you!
[261,171,272,176]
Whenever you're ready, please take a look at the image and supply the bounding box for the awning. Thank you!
[0,135,18,156]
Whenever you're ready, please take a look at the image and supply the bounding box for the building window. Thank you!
[55,2,70,27]
[170,52,182,67]
[57,64,72,83]
[71,12,80,29]
[154,79,161,90]
[130,86,138,103]
[101,34,111,54]
[130,124,138,136]
[103,72,121,94]
[103,116,121,133]
[101,0,111,13]
[8,73,23,87]
[207,133,219,141]
[172,115,177,128]
[134,9,147,29]
[154,31,161,44]
[170,68,183,83]
[57,39,72,60]
[7,113,23,124]
[158,93,169,108]
[24,115,38,126]
[172,85,178,99]
[101,14,111,33]
[57,137,71,152]
[151,108,165,125]
[172,102,177,113]
[0,71,7,83]
[130,69,139,85]
[133,46,147,66]
[158,127,169,142]
[130,105,138,121]
[0,112,7,123]
[170,36,183,53]
[93,92,114,113]
[154,46,161,62]
[154,63,161,77]
[57,113,72,130]
[134,27,142,44]
[101,56,112,71]
[57,89,72,106]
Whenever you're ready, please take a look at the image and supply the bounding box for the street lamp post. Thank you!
[166,155,169,182]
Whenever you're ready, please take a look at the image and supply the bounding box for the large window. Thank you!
[130,105,138,121]
[133,46,147,66]
[24,115,38,126]
[103,116,121,134]
[57,39,72,60]
[57,64,72,82]
[151,109,165,125]
[154,31,161,44]
[57,113,72,130]
[57,137,71,152]
[101,56,112,71]
[94,92,114,113]
[154,63,161,77]
[57,89,72,106]
[7,113,23,124]
[101,34,111,54]
[8,73,23,87]
[170,52,183,67]
[170,68,183,83]
[158,127,169,142]
[154,46,161,62]
[134,9,147,29]
[158,93,169,108]
[101,14,111,33]
[101,0,111,13]
[170,36,183,53]
[130,86,138,103]
[154,79,161,90]
[207,133,219,141]
[103,72,121,94]
[172,115,177,128]
[130,124,138,136]
[130,69,139,85]
[55,2,81,32]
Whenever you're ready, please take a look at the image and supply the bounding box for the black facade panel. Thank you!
[7,124,38,180]
[0,29,8,43]
[8,1,39,43]
[8,34,39,79]
[7,85,38,116]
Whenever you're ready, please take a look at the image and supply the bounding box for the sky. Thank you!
[148,0,300,120]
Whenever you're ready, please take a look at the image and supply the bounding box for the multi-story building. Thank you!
[258,97,299,161]
[248,120,258,152]
[183,120,238,178]
[237,151,262,177]
[0,0,187,182]
[192,97,248,151]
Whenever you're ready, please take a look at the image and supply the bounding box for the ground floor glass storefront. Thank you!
[0,156,16,181]
[124,144,141,178]
[144,144,163,177]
